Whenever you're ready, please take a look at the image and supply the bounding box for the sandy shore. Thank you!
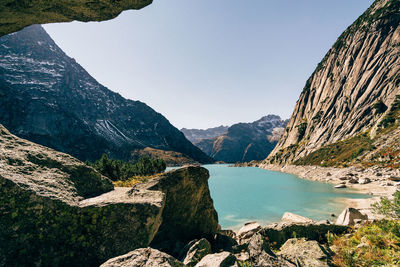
[258,163,400,220]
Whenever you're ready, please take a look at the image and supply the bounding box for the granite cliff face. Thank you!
[192,115,287,163]
[0,25,212,163]
[268,0,400,167]
[0,124,218,266]
[0,0,152,36]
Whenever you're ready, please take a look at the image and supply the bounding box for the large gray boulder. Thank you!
[277,238,330,267]
[0,125,218,266]
[100,248,184,267]
[281,212,315,224]
[335,208,368,226]
[194,252,236,267]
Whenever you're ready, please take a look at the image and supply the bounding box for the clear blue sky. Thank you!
[44,0,373,129]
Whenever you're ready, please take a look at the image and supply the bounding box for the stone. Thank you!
[277,238,330,267]
[326,172,332,176]
[194,252,236,267]
[334,184,347,188]
[100,248,184,267]
[358,178,371,184]
[237,222,261,241]
[388,176,400,182]
[339,177,349,181]
[348,178,359,184]
[212,233,238,253]
[260,222,348,248]
[335,208,368,226]
[281,212,315,224]
[183,238,212,266]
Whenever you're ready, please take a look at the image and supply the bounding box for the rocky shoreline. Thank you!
[258,163,400,219]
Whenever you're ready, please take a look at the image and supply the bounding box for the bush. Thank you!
[87,154,166,181]
[372,190,400,220]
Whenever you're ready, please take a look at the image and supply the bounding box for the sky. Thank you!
[44,0,374,129]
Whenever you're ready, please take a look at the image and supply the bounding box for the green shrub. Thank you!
[372,191,400,220]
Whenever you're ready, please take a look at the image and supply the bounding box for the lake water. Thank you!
[168,164,370,229]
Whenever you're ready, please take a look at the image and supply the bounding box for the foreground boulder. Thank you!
[194,252,236,267]
[100,248,184,267]
[149,167,219,256]
[335,208,368,226]
[0,125,218,266]
[277,238,330,267]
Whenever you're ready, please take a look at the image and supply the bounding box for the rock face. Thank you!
[192,115,288,163]
[0,25,213,164]
[268,0,400,166]
[0,125,218,266]
[100,248,184,267]
[0,0,152,36]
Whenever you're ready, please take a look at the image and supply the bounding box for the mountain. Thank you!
[0,25,213,163]
[268,0,400,168]
[191,115,288,163]
[181,125,229,144]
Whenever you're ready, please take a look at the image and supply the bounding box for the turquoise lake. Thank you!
[168,164,370,229]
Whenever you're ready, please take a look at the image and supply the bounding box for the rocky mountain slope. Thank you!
[0,25,212,163]
[181,125,229,144]
[0,124,218,266]
[193,115,288,163]
[0,0,152,36]
[268,0,400,168]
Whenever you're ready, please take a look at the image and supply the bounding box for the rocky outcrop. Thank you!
[0,125,218,266]
[0,0,152,36]
[100,248,184,267]
[193,115,288,163]
[0,25,213,164]
[149,167,219,256]
[268,0,400,167]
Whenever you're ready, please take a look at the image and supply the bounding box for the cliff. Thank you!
[268,0,400,168]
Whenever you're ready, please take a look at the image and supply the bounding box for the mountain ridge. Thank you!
[0,25,213,163]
